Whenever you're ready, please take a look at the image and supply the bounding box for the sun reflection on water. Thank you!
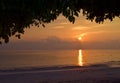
[78,49,83,66]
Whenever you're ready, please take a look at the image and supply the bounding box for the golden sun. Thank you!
[78,37,82,40]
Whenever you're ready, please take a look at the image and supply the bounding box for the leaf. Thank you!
[68,16,75,23]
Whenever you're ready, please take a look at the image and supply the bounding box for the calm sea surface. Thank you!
[0,50,120,69]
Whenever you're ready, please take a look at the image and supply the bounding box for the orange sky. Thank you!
[11,14,120,42]
[4,13,119,50]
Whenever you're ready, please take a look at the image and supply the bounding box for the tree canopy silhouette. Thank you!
[0,0,120,43]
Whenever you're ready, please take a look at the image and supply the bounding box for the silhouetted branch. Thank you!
[0,0,120,43]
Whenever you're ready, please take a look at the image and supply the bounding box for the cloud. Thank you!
[60,22,68,25]
[52,26,65,29]
[85,31,107,35]
[72,21,105,30]
[1,34,120,50]
[72,26,90,30]
[82,31,120,36]
[80,33,87,37]
[0,36,81,50]
[82,39,120,49]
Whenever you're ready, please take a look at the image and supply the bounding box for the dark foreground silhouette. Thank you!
[0,0,120,43]
[0,66,120,83]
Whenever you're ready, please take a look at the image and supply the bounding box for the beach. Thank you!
[0,66,120,83]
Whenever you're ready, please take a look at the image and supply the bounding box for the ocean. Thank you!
[0,49,120,69]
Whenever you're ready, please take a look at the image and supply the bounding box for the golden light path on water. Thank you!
[78,49,83,66]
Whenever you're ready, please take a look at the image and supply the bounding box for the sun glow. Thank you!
[78,37,82,40]
[78,33,86,41]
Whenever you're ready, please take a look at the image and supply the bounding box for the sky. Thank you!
[1,14,120,50]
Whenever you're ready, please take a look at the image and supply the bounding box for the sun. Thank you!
[77,33,86,41]
[78,37,82,40]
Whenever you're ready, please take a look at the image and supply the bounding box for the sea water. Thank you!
[0,50,120,69]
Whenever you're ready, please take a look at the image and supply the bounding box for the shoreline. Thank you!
[0,64,113,73]
[0,65,120,83]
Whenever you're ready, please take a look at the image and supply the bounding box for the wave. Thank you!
[0,61,119,74]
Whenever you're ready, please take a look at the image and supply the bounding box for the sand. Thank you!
[0,66,120,83]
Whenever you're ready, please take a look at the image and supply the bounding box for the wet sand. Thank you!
[0,66,120,83]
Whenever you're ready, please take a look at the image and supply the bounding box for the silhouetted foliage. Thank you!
[0,0,120,43]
